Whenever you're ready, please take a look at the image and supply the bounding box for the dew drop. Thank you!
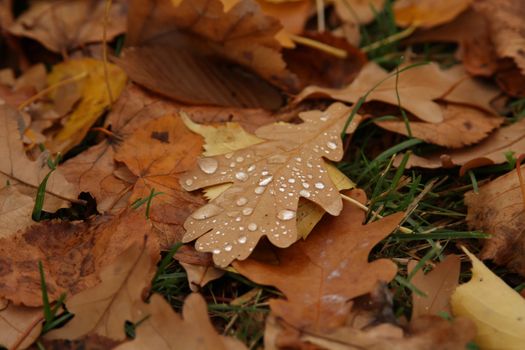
[254,186,265,194]
[327,141,337,150]
[185,179,193,186]
[191,203,222,220]
[212,249,221,254]
[259,175,273,186]
[225,153,233,159]
[248,223,258,231]
[238,236,247,244]
[235,172,248,181]
[242,207,253,215]
[261,170,269,176]
[268,154,287,164]
[224,245,233,252]
[278,209,296,221]
[302,183,310,189]
[315,182,325,189]
[300,189,311,198]
[197,158,218,174]
[247,164,256,172]
[236,197,248,206]
[229,162,236,168]
[236,156,244,163]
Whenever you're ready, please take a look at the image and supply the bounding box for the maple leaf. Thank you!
[408,254,460,319]
[0,302,42,350]
[296,62,499,123]
[394,0,472,28]
[374,102,504,148]
[115,293,246,350]
[233,189,403,331]
[181,103,361,266]
[45,240,158,341]
[451,247,525,349]
[0,104,78,212]
[400,118,525,174]
[8,0,128,53]
[465,166,525,276]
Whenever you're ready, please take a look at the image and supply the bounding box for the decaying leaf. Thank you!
[181,103,361,266]
[115,293,246,350]
[180,262,225,292]
[117,0,297,109]
[394,0,472,28]
[234,189,403,331]
[46,58,127,153]
[400,118,525,174]
[297,62,498,123]
[330,0,385,25]
[0,104,78,212]
[45,240,158,341]
[0,186,34,239]
[8,0,128,53]
[375,103,504,148]
[0,210,154,306]
[451,247,525,349]
[0,302,42,350]
[465,166,525,276]
[409,254,461,319]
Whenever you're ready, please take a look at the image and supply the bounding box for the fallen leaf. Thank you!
[8,0,127,53]
[0,302,42,350]
[0,209,154,306]
[451,247,525,349]
[118,0,298,109]
[234,189,403,331]
[115,293,246,350]
[0,186,34,239]
[45,240,159,341]
[465,166,525,276]
[394,0,472,28]
[296,62,498,123]
[0,104,78,212]
[46,58,127,153]
[409,254,461,319]
[375,103,504,148]
[37,335,122,350]
[400,118,525,174]
[180,262,225,292]
[330,0,386,25]
[181,103,361,266]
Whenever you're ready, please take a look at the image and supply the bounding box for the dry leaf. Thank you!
[46,58,127,153]
[0,210,154,306]
[296,62,498,123]
[115,293,246,350]
[465,166,525,276]
[400,118,525,174]
[409,254,461,319]
[181,103,361,266]
[45,240,159,341]
[0,302,42,350]
[394,0,472,28]
[0,104,78,212]
[451,247,525,349]
[0,186,34,239]
[330,0,386,25]
[8,0,127,53]
[37,335,121,350]
[234,189,403,331]
[117,0,298,109]
[180,262,225,292]
[375,103,504,148]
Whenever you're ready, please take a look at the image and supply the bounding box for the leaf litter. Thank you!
[1,0,525,349]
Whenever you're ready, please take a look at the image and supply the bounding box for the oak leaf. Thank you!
[181,103,361,266]
[233,189,403,331]
[0,104,78,212]
[296,62,499,123]
[117,0,297,109]
[400,118,525,174]
[374,103,504,148]
[115,293,246,350]
[0,302,42,350]
[180,262,225,292]
[0,186,34,239]
[394,0,472,28]
[8,0,128,53]
[451,247,525,349]
[330,0,386,25]
[465,166,525,276]
[409,254,461,319]
[45,240,159,341]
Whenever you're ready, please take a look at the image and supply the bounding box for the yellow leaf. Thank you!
[47,58,127,153]
[451,247,525,350]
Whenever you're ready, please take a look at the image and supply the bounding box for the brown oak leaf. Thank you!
[394,0,472,28]
[181,103,362,266]
[465,166,525,276]
[233,189,404,332]
[0,302,42,350]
